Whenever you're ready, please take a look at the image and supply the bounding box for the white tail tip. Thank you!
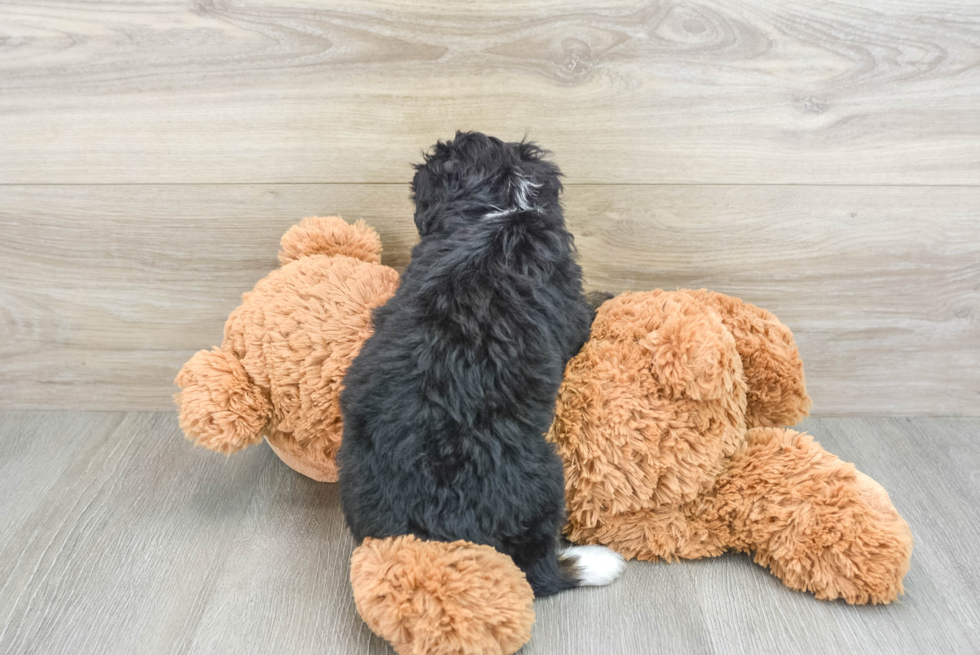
[562,545,626,586]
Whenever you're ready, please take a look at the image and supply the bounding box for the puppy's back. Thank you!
[339,133,602,597]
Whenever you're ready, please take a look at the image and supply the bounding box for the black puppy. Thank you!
[338,132,624,597]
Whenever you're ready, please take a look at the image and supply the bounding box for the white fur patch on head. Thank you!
[561,545,626,586]
[484,174,544,220]
[512,173,542,212]
[483,206,517,219]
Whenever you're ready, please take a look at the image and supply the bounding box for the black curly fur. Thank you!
[337,131,594,597]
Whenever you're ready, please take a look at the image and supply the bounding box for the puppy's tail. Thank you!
[350,535,535,655]
[561,544,627,587]
[556,546,626,596]
[523,543,626,597]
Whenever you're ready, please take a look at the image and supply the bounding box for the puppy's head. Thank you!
[411,131,563,237]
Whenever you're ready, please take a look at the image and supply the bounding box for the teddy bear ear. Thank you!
[642,310,739,402]
[278,216,382,266]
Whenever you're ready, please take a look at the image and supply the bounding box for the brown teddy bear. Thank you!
[347,289,913,655]
[549,289,913,605]
[174,223,912,653]
[174,216,399,482]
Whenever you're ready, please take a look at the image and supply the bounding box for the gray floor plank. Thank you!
[183,449,385,655]
[0,412,977,654]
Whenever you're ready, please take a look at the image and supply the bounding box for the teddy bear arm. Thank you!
[712,427,912,604]
[688,290,812,428]
[174,347,271,454]
[643,307,740,402]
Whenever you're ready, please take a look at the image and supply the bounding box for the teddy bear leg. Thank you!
[174,348,271,454]
[717,427,913,604]
[350,536,535,655]
[571,505,732,564]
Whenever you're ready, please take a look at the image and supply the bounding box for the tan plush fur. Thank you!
[350,536,535,655]
[349,289,909,655]
[174,217,399,482]
[549,289,913,604]
[176,253,911,653]
[685,289,812,428]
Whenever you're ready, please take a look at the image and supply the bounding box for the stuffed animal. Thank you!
[174,216,399,482]
[549,289,913,605]
[174,222,913,652]
[349,289,913,655]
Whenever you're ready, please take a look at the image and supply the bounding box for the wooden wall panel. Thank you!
[1,184,977,414]
[1,0,978,184]
[1,0,977,413]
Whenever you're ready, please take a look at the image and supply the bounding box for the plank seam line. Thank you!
[1,183,979,188]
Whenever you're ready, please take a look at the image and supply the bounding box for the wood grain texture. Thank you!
[0,411,385,655]
[1,0,979,184]
[0,412,977,654]
[2,184,977,414]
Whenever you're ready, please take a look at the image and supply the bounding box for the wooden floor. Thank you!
[1,411,977,654]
